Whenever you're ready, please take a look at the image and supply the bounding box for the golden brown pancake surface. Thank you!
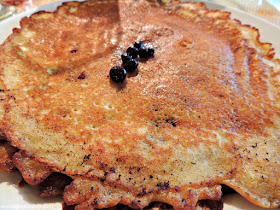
[0,0,279,209]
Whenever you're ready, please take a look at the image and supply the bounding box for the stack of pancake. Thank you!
[0,0,279,209]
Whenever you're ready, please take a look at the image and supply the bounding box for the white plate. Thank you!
[0,1,279,210]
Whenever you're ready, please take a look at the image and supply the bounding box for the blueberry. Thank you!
[147,48,155,57]
[126,47,139,59]
[78,72,86,80]
[124,59,138,72]
[134,41,144,49]
[121,53,132,65]
[138,47,149,58]
[109,66,126,83]
[139,47,155,58]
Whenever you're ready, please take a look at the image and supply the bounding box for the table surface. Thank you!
[1,0,280,26]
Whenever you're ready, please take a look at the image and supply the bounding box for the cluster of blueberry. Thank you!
[109,42,154,83]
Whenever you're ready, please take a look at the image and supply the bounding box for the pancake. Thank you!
[0,0,280,209]
[12,150,53,185]
[0,140,17,172]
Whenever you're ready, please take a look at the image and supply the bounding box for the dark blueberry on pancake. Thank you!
[134,41,144,49]
[147,48,155,57]
[126,47,139,59]
[138,47,149,58]
[121,53,132,65]
[109,66,127,83]
[124,59,138,72]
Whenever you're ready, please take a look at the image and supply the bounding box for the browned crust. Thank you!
[12,151,52,185]
[0,141,17,172]
[63,178,222,209]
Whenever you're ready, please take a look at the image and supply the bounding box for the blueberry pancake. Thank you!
[0,0,279,209]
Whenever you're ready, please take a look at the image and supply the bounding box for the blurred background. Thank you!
[0,0,280,24]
